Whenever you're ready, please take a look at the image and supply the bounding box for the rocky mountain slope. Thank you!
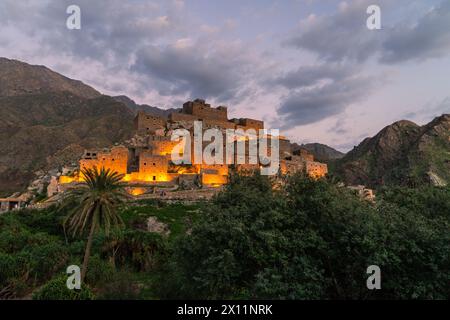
[0,58,100,98]
[335,115,450,188]
[0,58,134,196]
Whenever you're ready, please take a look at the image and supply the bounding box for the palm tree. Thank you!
[61,166,130,282]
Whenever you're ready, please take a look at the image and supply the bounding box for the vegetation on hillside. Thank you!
[0,173,449,299]
[157,173,450,299]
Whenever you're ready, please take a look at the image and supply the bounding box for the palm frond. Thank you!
[60,166,130,237]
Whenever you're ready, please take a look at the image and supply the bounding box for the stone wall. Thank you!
[305,161,328,178]
[134,110,166,133]
[233,118,264,131]
[139,152,169,182]
[182,99,228,121]
[80,145,129,175]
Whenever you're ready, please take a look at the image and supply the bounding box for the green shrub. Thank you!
[33,276,94,300]
[158,173,450,299]
[20,242,69,282]
[85,255,115,286]
[96,271,140,300]
[102,229,167,272]
[0,253,20,286]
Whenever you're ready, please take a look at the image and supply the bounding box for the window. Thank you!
[144,162,147,166]
[153,176,156,181]
[153,163,156,166]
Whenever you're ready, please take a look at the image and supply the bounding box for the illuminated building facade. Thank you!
[60,99,328,190]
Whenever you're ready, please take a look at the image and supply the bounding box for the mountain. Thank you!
[335,115,450,188]
[292,143,345,162]
[0,58,134,196]
[114,95,179,118]
[0,58,100,98]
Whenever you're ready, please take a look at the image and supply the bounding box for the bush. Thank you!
[101,229,167,272]
[85,255,115,286]
[20,242,69,282]
[0,253,20,286]
[158,173,450,299]
[96,271,140,300]
[33,276,94,300]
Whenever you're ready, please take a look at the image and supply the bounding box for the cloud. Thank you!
[0,0,264,105]
[269,64,354,89]
[403,97,450,123]
[381,1,450,63]
[273,66,377,128]
[269,60,378,128]
[285,0,450,65]
[132,39,260,101]
[284,0,382,62]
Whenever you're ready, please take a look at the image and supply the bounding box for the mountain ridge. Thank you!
[0,59,134,196]
[335,115,450,188]
[113,95,179,118]
[0,57,101,99]
[291,143,345,162]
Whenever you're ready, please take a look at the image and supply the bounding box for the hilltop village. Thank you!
[0,99,385,213]
[0,99,331,211]
[50,99,328,198]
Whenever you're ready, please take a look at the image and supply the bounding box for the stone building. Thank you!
[59,99,328,193]
[0,194,29,213]
[80,145,129,175]
[347,185,375,202]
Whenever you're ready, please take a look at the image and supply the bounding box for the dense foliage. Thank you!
[0,173,449,299]
[157,173,450,299]
[33,276,94,300]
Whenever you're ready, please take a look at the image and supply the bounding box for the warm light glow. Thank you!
[128,187,146,196]
[122,174,132,182]
[202,174,227,186]
[59,175,77,184]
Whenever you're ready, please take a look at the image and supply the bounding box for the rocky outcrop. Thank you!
[335,115,450,188]
[146,216,170,236]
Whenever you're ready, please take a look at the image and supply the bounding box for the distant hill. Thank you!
[335,115,450,188]
[291,142,344,162]
[0,58,134,196]
[114,95,179,118]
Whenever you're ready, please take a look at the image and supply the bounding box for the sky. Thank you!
[0,0,449,152]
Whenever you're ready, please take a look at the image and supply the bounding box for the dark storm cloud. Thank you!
[381,1,450,63]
